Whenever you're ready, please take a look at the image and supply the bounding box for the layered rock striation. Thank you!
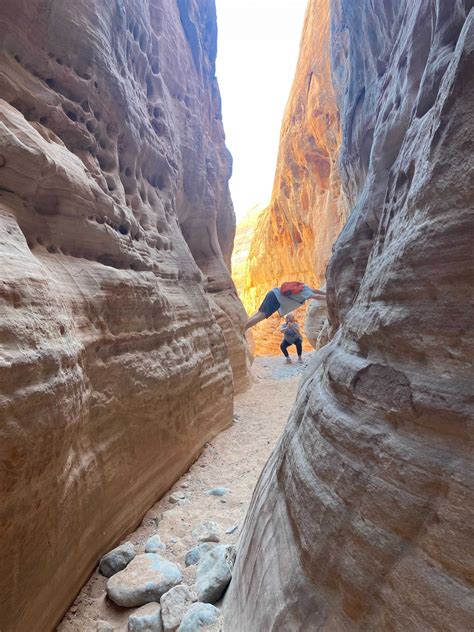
[0,1,248,630]
[226,1,474,630]
[233,0,347,355]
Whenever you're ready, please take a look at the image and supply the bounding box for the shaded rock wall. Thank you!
[235,0,346,355]
[226,1,474,630]
[0,1,248,630]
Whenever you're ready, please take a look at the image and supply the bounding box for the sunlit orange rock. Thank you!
[233,0,347,356]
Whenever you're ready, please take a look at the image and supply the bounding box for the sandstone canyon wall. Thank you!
[226,1,474,630]
[233,0,346,355]
[0,1,249,630]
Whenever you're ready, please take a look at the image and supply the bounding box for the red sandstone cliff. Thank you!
[233,0,346,355]
[226,1,474,629]
[0,1,248,630]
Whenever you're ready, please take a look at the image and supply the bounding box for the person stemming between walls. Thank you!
[245,282,326,331]
[280,313,303,364]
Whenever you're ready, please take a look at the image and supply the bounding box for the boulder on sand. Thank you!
[177,603,220,632]
[99,542,136,578]
[195,545,236,603]
[184,543,216,568]
[160,584,195,631]
[107,554,182,608]
[128,602,163,632]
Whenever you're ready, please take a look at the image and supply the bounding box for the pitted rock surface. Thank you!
[0,1,250,630]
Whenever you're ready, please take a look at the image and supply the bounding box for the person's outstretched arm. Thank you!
[308,288,327,300]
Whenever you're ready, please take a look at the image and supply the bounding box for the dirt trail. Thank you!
[58,354,313,632]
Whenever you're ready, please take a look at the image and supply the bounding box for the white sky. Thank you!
[215,0,308,219]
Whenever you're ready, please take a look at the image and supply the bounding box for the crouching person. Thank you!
[280,314,303,364]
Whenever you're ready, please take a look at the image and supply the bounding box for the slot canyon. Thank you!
[0,1,473,632]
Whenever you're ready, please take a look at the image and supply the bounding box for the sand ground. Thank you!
[58,353,312,632]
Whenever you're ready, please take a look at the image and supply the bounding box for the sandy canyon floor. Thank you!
[58,353,313,631]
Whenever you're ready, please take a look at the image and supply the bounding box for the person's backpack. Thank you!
[280,281,305,296]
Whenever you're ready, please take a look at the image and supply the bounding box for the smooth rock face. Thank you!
[0,0,249,630]
[231,0,347,355]
[107,554,182,608]
[184,543,216,568]
[99,542,136,578]
[195,545,235,603]
[226,1,474,631]
[177,603,220,632]
[128,602,163,632]
[160,584,195,632]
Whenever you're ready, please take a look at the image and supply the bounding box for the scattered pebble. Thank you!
[194,545,236,603]
[205,487,228,497]
[128,602,162,632]
[177,603,220,632]
[225,524,239,535]
[107,554,182,608]
[169,492,185,504]
[160,584,195,631]
[97,621,114,632]
[145,535,166,554]
[191,522,220,544]
[181,482,189,489]
[219,499,226,504]
[99,542,136,578]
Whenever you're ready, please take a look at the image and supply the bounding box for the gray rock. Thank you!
[225,524,239,535]
[204,487,228,497]
[107,553,182,608]
[195,545,236,603]
[184,543,216,567]
[128,602,163,632]
[99,542,136,578]
[145,535,166,554]
[160,584,195,631]
[97,621,114,632]
[177,603,220,632]
[191,521,220,544]
[169,492,185,504]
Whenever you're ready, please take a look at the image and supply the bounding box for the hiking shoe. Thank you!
[285,358,292,364]
[298,356,303,363]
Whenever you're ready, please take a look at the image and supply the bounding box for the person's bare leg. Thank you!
[245,311,267,331]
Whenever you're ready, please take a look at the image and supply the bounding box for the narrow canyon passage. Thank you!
[58,355,307,632]
[1,0,472,630]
